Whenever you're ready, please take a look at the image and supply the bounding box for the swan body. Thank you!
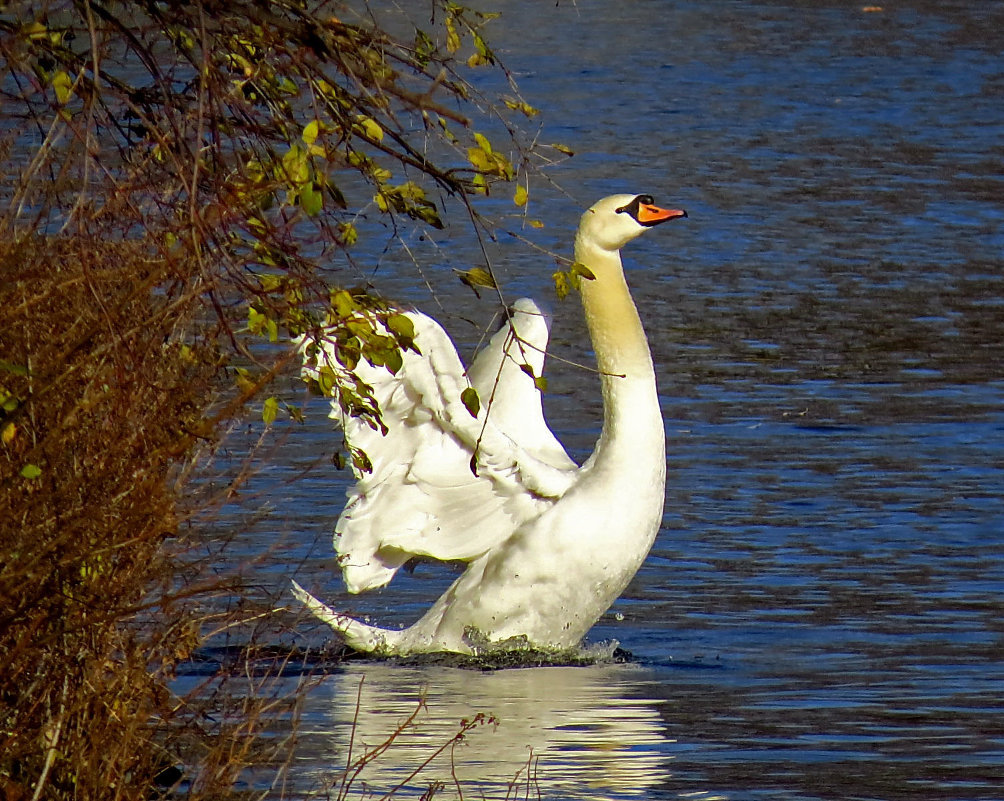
[293,194,686,655]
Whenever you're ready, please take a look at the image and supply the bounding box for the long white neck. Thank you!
[574,234,665,470]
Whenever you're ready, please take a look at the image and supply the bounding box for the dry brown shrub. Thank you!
[0,236,222,800]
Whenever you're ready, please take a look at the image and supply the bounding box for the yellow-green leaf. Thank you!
[494,151,514,180]
[386,313,416,341]
[352,446,374,474]
[20,463,42,480]
[357,116,384,142]
[299,183,323,215]
[415,204,444,229]
[445,16,461,53]
[551,143,575,156]
[262,396,279,425]
[336,342,359,371]
[24,21,47,41]
[234,367,256,393]
[332,289,357,318]
[473,132,492,154]
[414,28,435,66]
[467,147,491,173]
[317,365,337,396]
[437,116,458,144]
[257,273,283,293]
[503,96,540,117]
[2,422,16,446]
[248,306,266,334]
[303,119,322,145]
[461,387,480,418]
[51,70,73,105]
[458,266,497,290]
[395,181,425,201]
[472,32,494,64]
[384,347,403,375]
[282,144,310,185]
[338,221,358,246]
[346,318,374,340]
[571,261,596,281]
[553,270,571,301]
[513,184,528,207]
[248,306,278,340]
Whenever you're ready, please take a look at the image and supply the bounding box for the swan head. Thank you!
[577,194,687,253]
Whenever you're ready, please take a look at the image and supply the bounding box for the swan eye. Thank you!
[615,194,656,216]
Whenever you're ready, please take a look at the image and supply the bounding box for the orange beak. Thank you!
[637,203,687,226]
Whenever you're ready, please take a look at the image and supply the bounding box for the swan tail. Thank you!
[290,580,404,655]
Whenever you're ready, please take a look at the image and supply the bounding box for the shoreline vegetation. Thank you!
[0,2,559,796]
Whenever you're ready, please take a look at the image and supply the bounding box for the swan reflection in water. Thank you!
[301,661,673,798]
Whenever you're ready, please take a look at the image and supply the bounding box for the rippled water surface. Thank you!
[192,1,1003,798]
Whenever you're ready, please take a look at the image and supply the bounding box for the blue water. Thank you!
[187,1,1004,798]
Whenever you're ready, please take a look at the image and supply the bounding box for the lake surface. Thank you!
[186,1,1004,798]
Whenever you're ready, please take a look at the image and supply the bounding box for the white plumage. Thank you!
[293,194,686,655]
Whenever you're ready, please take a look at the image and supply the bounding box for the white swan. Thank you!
[293,194,686,655]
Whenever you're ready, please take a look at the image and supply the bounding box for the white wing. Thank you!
[467,299,576,472]
[301,301,576,594]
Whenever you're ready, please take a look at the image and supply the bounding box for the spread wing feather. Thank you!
[300,300,576,594]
